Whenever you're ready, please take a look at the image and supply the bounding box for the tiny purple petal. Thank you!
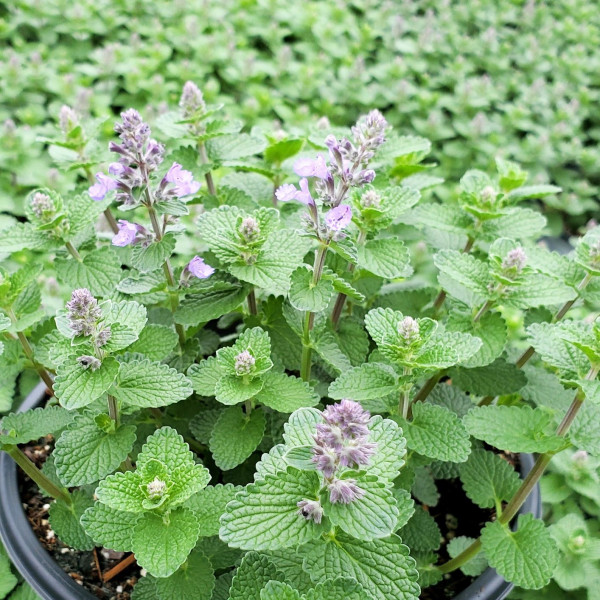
[164,162,201,197]
[111,220,139,247]
[297,499,324,524]
[275,183,298,203]
[88,172,118,202]
[295,178,313,205]
[294,154,329,179]
[108,162,126,176]
[328,478,365,504]
[187,255,215,279]
[325,204,352,231]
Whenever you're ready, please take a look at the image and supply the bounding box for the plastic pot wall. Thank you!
[0,383,542,600]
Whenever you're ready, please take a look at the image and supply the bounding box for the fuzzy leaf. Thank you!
[447,536,488,577]
[132,508,200,578]
[48,491,95,550]
[254,371,319,412]
[185,483,243,537]
[0,405,74,445]
[481,515,559,589]
[283,408,323,447]
[228,552,284,600]
[450,358,527,396]
[260,581,301,600]
[357,239,412,279]
[459,449,521,509]
[131,233,176,273]
[328,362,399,401]
[289,266,334,312]
[80,503,140,552]
[175,281,249,325]
[301,533,420,600]
[434,250,491,301]
[187,356,223,397]
[111,359,193,408]
[401,402,470,462]
[506,273,577,309]
[127,324,178,361]
[367,415,407,481]
[463,405,564,453]
[54,412,137,486]
[398,505,441,552]
[210,405,266,470]
[54,356,120,409]
[220,468,324,550]
[155,552,215,600]
[214,375,264,405]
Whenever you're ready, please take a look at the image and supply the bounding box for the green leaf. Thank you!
[131,576,159,600]
[301,533,420,600]
[398,505,441,552]
[111,359,193,408]
[260,581,302,600]
[367,415,407,481]
[459,449,521,509]
[54,412,137,486]
[506,185,562,202]
[357,239,412,279]
[411,467,439,506]
[289,266,334,312]
[450,358,527,396]
[321,268,365,303]
[401,402,471,462]
[0,545,17,598]
[48,491,94,550]
[328,362,399,401]
[54,356,120,410]
[55,247,123,297]
[463,405,564,453]
[324,475,398,540]
[220,468,324,550]
[185,483,243,537]
[410,203,472,234]
[447,536,487,577]
[447,311,507,368]
[506,273,577,309]
[228,552,284,600]
[214,374,264,405]
[104,299,148,340]
[175,282,249,325]
[480,207,546,241]
[187,356,223,397]
[80,503,140,552]
[0,405,74,445]
[95,470,147,513]
[283,408,322,447]
[127,324,178,360]
[206,133,267,161]
[265,138,304,163]
[481,514,559,589]
[210,405,266,470]
[155,552,215,600]
[132,508,200,578]
[131,233,176,273]
[304,578,369,600]
[434,250,491,302]
[254,371,319,413]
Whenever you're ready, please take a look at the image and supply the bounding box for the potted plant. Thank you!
[0,82,598,600]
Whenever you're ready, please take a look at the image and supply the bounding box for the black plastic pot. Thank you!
[0,384,542,600]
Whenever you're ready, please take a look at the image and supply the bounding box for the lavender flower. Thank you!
[275,178,314,206]
[294,154,330,179]
[163,163,201,197]
[297,499,324,524]
[501,247,527,276]
[328,478,365,504]
[66,289,102,337]
[235,350,255,375]
[112,220,143,247]
[179,81,206,118]
[88,172,118,202]
[187,256,215,279]
[325,204,352,232]
[351,109,388,150]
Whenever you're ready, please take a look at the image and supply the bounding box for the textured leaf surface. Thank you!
[259,581,301,600]
[131,234,176,273]
[447,536,487,577]
[228,552,284,600]
[289,266,334,312]
[357,238,412,279]
[111,359,193,408]
[434,250,490,300]
[80,503,139,552]
[367,415,407,481]
[255,371,319,412]
[463,405,564,453]
[175,282,249,325]
[185,483,243,537]
[481,515,559,589]
[283,408,322,447]
[459,449,521,508]
[187,356,223,397]
[48,491,94,550]
[401,402,471,462]
[0,405,74,445]
[54,357,119,409]
[127,324,178,360]
[54,412,136,486]
[450,358,527,396]
[132,508,200,578]
[301,534,420,600]
[328,362,398,401]
[155,552,215,600]
[210,405,266,470]
[398,505,441,552]
[220,468,324,550]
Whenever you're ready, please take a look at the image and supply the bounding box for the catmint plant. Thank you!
[1,97,599,600]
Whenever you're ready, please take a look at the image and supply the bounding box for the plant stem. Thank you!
[146,203,186,347]
[247,289,258,315]
[473,299,494,323]
[65,241,82,262]
[198,143,216,196]
[438,364,599,575]
[5,445,71,505]
[7,309,54,391]
[411,370,444,408]
[300,245,329,381]
[107,395,120,427]
[331,230,367,328]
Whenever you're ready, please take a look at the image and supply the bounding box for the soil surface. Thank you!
[17,437,519,600]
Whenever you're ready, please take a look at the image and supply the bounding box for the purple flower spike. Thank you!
[108,162,126,176]
[164,163,201,197]
[187,255,215,279]
[294,154,330,179]
[325,204,352,231]
[297,499,324,524]
[112,220,140,247]
[88,172,118,201]
[328,478,365,504]
[275,183,298,203]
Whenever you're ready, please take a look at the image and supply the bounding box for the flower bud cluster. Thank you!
[589,239,600,268]
[501,247,527,278]
[361,190,381,209]
[179,81,206,120]
[66,288,111,348]
[398,316,420,344]
[239,217,261,243]
[311,400,376,504]
[59,105,79,135]
[30,192,56,221]
[234,350,255,375]
[146,477,167,499]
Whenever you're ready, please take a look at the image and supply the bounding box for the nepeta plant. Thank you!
[0,80,599,600]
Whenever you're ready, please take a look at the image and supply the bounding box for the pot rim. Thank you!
[0,382,542,600]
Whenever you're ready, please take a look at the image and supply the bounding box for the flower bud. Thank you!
[361,190,381,209]
[59,105,79,135]
[239,217,261,243]
[572,449,588,467]
[297,499,324,524]
[398,316,420,343]
[501,247,527,275]
[30,192,56,221]
[77,355,101,371]
[328,478,365,504]
[66,289,102,337]
[146,477,167,499]
[179,81,206,118]
[234,350,255,375]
